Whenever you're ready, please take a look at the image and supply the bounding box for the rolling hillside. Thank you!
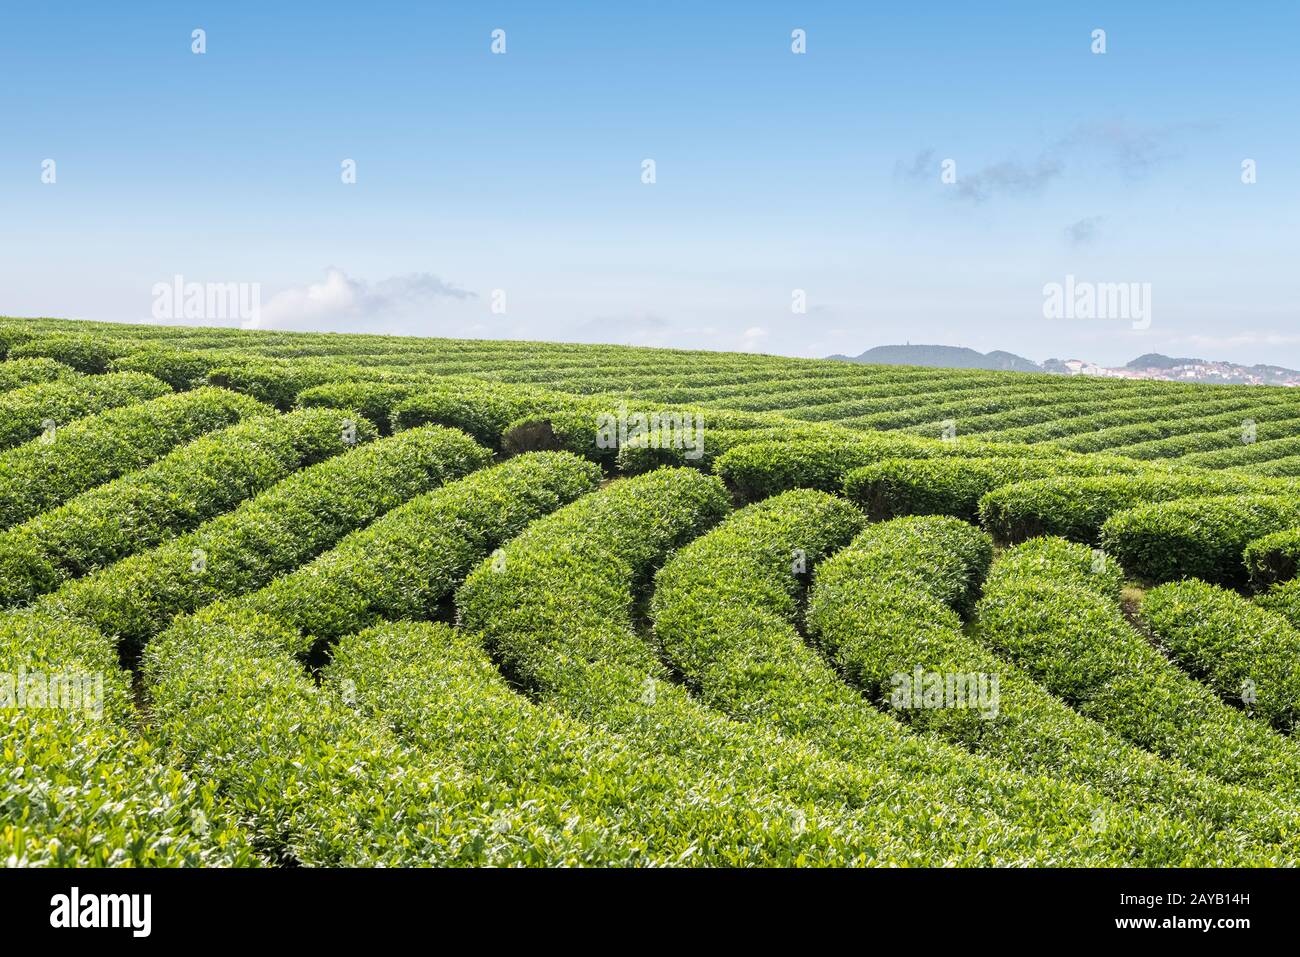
[5,315,1300,867]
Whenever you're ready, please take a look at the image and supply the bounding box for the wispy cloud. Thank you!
[254,268,474,331]
[895,149,936,183]
[955,157,1064,203]
[1054,120,1214,179]
[1064,215,1106,245]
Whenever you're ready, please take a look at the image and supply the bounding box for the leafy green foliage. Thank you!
[0,408,371,607]
[1102,494,1300,585]
[0,387,267,530]
[1143,580,1300,731]
[0,371,172,450]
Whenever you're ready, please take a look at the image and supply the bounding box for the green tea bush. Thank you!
[843,455,1141,522]
[1244,527,1300,589]
[0,408,370,607]
[983,536,1124,602]
[458,470,1162,865]
[0,387,267,530]
[1143,580,1300,731]
[1102,495,1300,585]
[805,527,1297,854]
[0,371,172,450]
[109,348,234,390]
[141,455,604,864]
[35,425,489,657]
[978,472,1277,544]
[0,610,256,866]
[976,547,1300,799]
[652,493,1233,863]
[8,332,136,373]
[0,357,78,393]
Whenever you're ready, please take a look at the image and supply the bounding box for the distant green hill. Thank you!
[828,344,1041,372]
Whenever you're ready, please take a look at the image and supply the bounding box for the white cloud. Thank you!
[740,326,769,352]
[252,268,474,332]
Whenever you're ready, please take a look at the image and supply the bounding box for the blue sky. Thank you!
[1,1,1296,365]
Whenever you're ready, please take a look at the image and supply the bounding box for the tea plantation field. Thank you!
[6,316,1300,866]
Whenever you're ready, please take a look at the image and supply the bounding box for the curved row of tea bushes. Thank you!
[1049,395,1300,455]
[895,394,1117,440]
[141,455,616,865]
[196,453,600,657]
[0,387,267,530]
[458,469,1167,865]
[0,609,256,866]
[977,472,1278,544]
[715,435,1062,504]
[1245,528,1300,588]
[1103,411,1300,461]
[843,455,1143,523]
[109,347,241,390]
[0,371,172,450]
[496,398,821,472]
[983,536,1125,601]
[982,395,1242,446]
[1241,455,1300,477]
[34,425,490,657]
[7,332,137,373]
[1101,495,1300,585]
[328,620,877,865]
[975,540,1300,800]
[1142,580,1300,732]
[832,386,1087,432]
[0,326,34,357]
[0,357,78,393]
[296,380,445,433]
[298,377,563,447]
[206,358,430,409]
[804,530,1295,853]
[1181,435,1300,470]
[650,494,1232,863]
[0,408,370,608]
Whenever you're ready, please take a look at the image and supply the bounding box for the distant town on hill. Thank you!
[828,344,1300,386]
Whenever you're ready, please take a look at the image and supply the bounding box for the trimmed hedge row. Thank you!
[1180,435,1300,470]
[983,536,1125,602]
[1245,528,1300,589]
[141,455,607,865]
[0,408,371,608]
[8,332,136,373]
[458,469,1134,865]
[803,523,1297,855]
[0,371,172,450]
[0,357,78,393]
[197,453,601,657]
[652,494,1225,864]
[35,424,490,657]
[0,609,256,866]
[297,377,562,446]
[713,435,1060,504]
[0,387,268,530]
[977,472,1278,544]
[843,455,1142,523]
[328,620,794,864]
[149,610,626,865]
[975,540,1300,800]
[1101,495,1300,585]
[1051,396,1300,456]
[209,358,434,409]
[109,348,237,390]
[0,326,35,358]
[1142,580,1300,731]
[295,380,437,434]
